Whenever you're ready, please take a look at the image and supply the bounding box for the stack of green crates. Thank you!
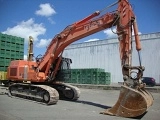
[97,72,111,85]
[0,33,24,71]
[67,69,79,83]
[67,68,111,85]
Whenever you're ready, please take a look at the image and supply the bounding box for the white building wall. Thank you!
[63,32,160,84]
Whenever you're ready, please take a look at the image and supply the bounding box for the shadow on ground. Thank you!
[66,99,147,119]
[75,100,111,109]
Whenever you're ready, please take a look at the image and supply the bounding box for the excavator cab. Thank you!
[55,57,72,82]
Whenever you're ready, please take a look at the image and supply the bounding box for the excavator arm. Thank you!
[116,0,144,87]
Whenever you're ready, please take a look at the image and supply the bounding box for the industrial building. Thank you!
[63,32,160,84]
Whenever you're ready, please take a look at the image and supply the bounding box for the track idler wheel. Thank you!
[43,92,50,103]
[64,89,74,99]
[101,85,154,118]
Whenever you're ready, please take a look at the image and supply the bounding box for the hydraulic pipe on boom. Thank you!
[7,0,153,118]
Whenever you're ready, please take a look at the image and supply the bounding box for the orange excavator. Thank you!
[7,0,153,118]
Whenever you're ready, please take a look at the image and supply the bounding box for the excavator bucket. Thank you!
[101,85,153,118]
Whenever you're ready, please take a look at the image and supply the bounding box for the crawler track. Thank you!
[9,83,59,105]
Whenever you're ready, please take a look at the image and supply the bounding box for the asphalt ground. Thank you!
[0,85,160,120]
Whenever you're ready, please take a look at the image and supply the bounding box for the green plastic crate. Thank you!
[11,37,16,43]
[0,33,6,39]
[6,36,12,42]
[20,38,24,45]
[15,45,20,51]
[10,51,16,58]
[90,68,105,73]
[5,50,11,57]
[10,43,16,51]
[6,58,11,64]
[0,41,5,49]
[71,74,78,83]
[0,58,10,67]
[15,52,20,59]
[97,72,111,85]
[20,52,24,57]
[71,69,78,75]
[0,61,5,66]
[15,38,21,44]
[0,66,6,71]
[0,49,5,57]
[19,45,24,52]
[5,42,11,48]
[82,75,92,84]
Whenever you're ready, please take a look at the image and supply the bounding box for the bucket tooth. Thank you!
[101,85,153,118]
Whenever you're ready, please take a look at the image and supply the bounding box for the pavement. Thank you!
[0,84,160,120]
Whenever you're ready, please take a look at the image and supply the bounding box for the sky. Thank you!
[0,0,160,60]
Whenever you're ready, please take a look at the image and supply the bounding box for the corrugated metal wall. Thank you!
[63,32,160,84]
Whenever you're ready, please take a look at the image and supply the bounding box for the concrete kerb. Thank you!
[70,83,160,93]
